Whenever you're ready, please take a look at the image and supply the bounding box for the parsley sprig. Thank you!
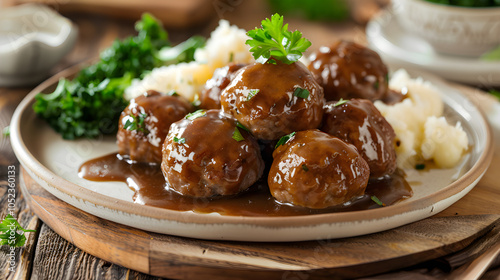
[246,13,311,64]
[0,215,36,247]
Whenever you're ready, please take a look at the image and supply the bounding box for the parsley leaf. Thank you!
[246,89,259,101]
[302,164,309,171]
[185,109,207,120]
[293,87,310,99]
[333,98,348,107]
[167,90,179,96]
[371,195,386,207]
[0,215,36,248]
[232,127,245,142]
[246,13,311,64]
[275,131,296,149]
[173,136,185,144]
[124,113,148,134]
[236,121,250,132]
[191,94,201,108]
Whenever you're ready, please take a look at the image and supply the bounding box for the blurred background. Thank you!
[0,0,498,88]
[0,0,390,86]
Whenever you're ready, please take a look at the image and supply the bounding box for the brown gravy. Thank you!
[79,153,413,216]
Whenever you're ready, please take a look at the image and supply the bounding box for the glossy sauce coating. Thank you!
[268,130,370,209]
[308,41,389,102]
[321,99,397,178]
[220,60,324,140]
[161,110,264,197]
[116,90,193,163]
[199,63,246,110]
[79,153,412,216]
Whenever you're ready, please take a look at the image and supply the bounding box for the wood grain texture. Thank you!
[0,87,41,280]
[19,167,500,279]
[30,224,164,280]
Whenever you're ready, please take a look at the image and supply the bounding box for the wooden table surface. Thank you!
[1,1,499,279]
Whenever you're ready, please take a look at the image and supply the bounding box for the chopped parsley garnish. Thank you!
[167,90,179,96]
[246,13,311,64]
[173,137,185,144]
[371,195,386,207]
[191,94,201,108]
[124,113,148,134]
[415,163,426,170]
[246,89,259,101]
[236,121,250,132]
[185,109,206,120]
[302,164,309,171]
[232,127,245,142]
[333,98,348,107]
[0,214,36,247]
[293,87,310,99]
[275,131,296,149]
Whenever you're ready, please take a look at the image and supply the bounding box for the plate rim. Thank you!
[10,65,494,241]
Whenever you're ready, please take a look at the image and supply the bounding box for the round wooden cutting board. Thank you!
[18,167,499,279]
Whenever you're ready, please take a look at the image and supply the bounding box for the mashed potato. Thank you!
[374,69,468,169]
[194,19,254,70]
[125,20,254,101]
[421,116,468,168]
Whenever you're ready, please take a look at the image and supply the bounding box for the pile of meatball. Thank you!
[117,41,403,209]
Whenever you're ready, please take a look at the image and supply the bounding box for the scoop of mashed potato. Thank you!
[374,69,468,169]
[421,116,468,168]
[125,20,254,101]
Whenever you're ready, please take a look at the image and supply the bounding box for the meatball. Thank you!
[220,60,324,140]
[199,63,246,109]
[117,90,193,163]
[308,41,389,102]
[161,110,264,197]
[268,130,370,209]
[321,99,397,178]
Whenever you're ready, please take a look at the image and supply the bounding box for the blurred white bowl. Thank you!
[0,4,78,87]
[393,0,500,57]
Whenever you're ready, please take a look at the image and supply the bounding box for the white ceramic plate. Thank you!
[366,9,500,87]
[10,67,493,242]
